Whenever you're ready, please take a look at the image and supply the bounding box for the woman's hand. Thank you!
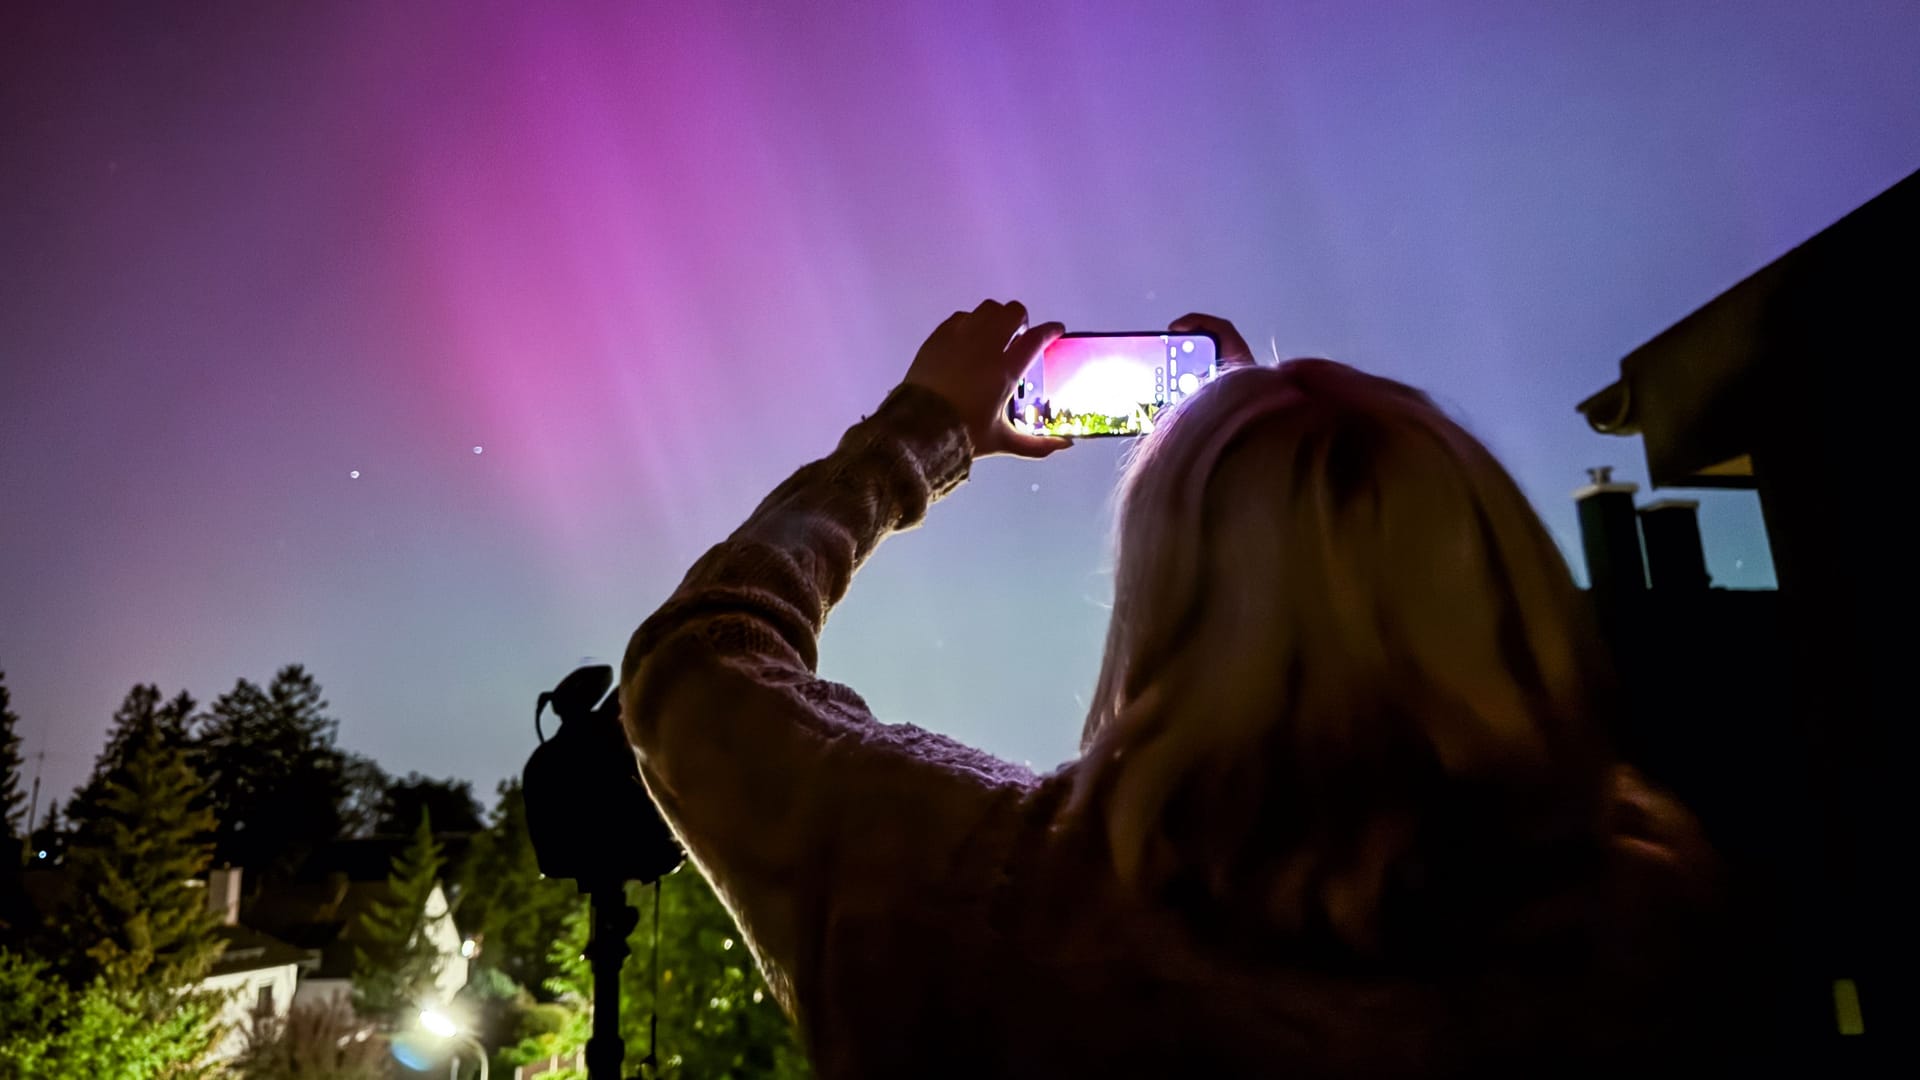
[1169,312,1261,370]
[904,299,1074,460]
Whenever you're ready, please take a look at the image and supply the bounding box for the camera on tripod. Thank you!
[523,663,685,1078]
[524,663,683,886]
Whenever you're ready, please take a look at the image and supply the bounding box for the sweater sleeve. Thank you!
[619,382,1038,1023]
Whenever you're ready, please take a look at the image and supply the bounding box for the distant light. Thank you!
[459,938,477,959]
[418,1008,458,1039]
[349,470,360,480]
[721,938,734,951]
[36,850,47,860]
[1030,483,1040,493]
[752,989,764,1004]
[1178,372,1200,395]
[472,446,483,455]
[1181,340,1195,353]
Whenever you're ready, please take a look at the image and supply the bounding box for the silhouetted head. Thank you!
[1071,359,1615,954]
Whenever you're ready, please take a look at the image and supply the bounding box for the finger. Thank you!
[1169,312,1229,334]
[1007,320,1064,375]
[1171,312,1256,367]
[994,299,1029,346]
[920,310,968,346]
[991,428,1075,460]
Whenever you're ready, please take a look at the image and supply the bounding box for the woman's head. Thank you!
[1072,359,1615,953]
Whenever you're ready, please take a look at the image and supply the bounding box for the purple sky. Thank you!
[4,1,1918,810]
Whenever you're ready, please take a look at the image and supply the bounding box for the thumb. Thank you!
[993,430,1074,460]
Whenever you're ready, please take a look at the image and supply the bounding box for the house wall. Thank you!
[200,962,301,1063]
[292,975,354,1011]
[422,883,470,1002]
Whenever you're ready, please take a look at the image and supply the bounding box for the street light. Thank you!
[417,1008,488,1080]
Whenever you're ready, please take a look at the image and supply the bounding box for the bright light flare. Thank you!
[419,1008,459,1039]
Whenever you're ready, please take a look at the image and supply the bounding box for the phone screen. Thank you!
[1009,332,1220,437]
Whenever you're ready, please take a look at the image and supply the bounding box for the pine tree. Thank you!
[61,684,221,991]
[0,670,26,864]
[28,798,65,864]
[198,665,351,876]
[351,809,446,1023]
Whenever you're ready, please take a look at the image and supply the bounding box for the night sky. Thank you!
[4,1,1918,810]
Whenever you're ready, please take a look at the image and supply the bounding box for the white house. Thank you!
[195,868,310,1063]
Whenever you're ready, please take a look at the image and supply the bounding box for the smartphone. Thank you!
[1008,331,1220,437]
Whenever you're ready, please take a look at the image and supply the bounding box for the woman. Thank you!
[622,301,1735,1076]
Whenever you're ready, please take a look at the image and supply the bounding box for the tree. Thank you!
[27,797,65,865]
[0,671,25,865]
[541,866,809,1079]
[457,781,582,999]
[197,665,350,877]
[339,753,392,840]
[375,772,484,837]
[351,809,446,1023]
[61,684,222,991]
[0,948,225,1079]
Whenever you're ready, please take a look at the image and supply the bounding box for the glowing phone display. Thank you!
[1008,332,1220,437]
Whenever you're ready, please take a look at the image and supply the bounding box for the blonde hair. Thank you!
[1070,359,1614,954]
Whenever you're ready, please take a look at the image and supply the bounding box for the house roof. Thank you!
[207,924,316,977]
[241,840,467,980]
[1576,167,1918,488]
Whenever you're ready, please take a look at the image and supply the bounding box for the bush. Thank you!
[0,949,224,1079]
[232,997,388,1080]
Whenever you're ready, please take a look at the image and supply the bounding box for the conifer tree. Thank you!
[351,809,446,1022]
[0,670,25,865]
[198,665,350,876]
[28,798,65,864]
[61,684,221,991]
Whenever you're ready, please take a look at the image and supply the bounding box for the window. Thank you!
[254,983,274,1018]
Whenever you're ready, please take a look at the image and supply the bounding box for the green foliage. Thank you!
[540,867,810,1079]
[0,948,225,1079]
[232,996,388,1080]
[61,685,221,991]
[197,666,351,876]
[458,780,581,997]
[350,809,446,1023]
[0,671,24,864]
[452,968,585,1080]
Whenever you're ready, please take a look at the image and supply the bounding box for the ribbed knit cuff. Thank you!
[846,382,974,499]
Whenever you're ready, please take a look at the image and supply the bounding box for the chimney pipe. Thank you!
[1573,466,1646,593]
[207,866,242,927]
[1638,499,1711,591]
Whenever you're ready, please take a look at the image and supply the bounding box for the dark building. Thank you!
[1577,167,1916,1077]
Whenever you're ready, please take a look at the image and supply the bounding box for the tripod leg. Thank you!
[584,885,639,1079]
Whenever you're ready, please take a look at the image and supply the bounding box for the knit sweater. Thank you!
[621,384,1741,1078]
